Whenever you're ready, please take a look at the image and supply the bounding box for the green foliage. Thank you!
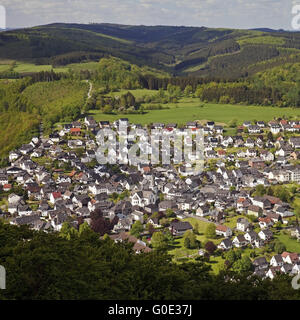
[1,222,300,300]
[183,230,198,249]
[60,222,78,240]
[151,231,169,251]
[130,221,144,238]
[205,223,216,239]
[253,184,267,197]
[0,112,40,158]
[21,79,88,126]
[274,241,287,254]
[232,256,253,273]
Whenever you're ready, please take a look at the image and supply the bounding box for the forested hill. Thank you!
[1,23,300,78]
[0,221,299,300]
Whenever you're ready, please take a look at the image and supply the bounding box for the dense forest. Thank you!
[0,221,299,300]
[1,24,300,77]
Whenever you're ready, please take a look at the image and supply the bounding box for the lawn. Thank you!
[183,217,221,244]
[223,215,245,229]
[0,60,69,74]
[275,231,300,252]
[0,64,11,72]
[168,217,223,271]
[13,62,68,73]
[89,93,300,126]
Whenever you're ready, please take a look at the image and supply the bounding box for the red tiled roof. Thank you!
[52,192,62,199]
[259,217,272,224]
[216,225,229,232]
[70,128,81,133]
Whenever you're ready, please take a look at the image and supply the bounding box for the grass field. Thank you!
[13,63,68,73]
[237,35,286,46]
[0,60,69,74]
[89,95,300,126]
[275,232,300,252]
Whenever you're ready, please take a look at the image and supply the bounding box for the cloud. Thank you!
[0,0,294,30]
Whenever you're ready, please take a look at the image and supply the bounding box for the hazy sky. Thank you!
[0,0,298,30]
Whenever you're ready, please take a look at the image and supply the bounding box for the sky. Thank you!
[0,0,298,30]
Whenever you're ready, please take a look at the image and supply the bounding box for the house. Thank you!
[243,121,251,127]
[131,210,144,223]
[148,217,161,228]
[206,121,215,130]
[9,151,20,162]
[232,235,248,248]
[218,238,233,250]
[281,263,293,274]
[249,159,266,169]
[247,205,263,217]
[260,151,274,162]
[70,128,81,136]
[244,231,258,243]
[289,137,300,149]
[72,121,82,128]
[0,174,8,185]
[248,125,261,134]
[236,218,251,232]
[266,266,282,279]
[266,212,281,224]
[270,124,281,134]
[215,225,232,237]
[291,263,300,274]
[258,217,274,229]
[282,252,299,264]
[257,121,265,128]
[169,221,193,236]
[18,205,33,216]
[130,191,156,208]
[113,217,132,233]
[270,254,284,267]
[50,192,62,204]
[258,229,273,241]
[196,204,210,217]
[253,257,269,270]
[110,232,152,254]
[10,214,41,227]
[51,212,69,231]
[158,200,176,212]
[3,184,12,192]
[8,193,22,205]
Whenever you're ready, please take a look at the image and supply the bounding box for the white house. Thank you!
[215,225,232,237]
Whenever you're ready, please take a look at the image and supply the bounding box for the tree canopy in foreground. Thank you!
[0,222,299,300]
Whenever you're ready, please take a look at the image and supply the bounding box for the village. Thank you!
[1,116,300,279]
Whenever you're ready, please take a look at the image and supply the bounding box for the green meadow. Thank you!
[89,95,300,126]
[0,60,69,74]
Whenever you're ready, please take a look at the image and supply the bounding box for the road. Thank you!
[86,80,93,100]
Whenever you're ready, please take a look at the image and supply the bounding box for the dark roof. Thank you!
[253,257,268,267]
[170,221,193,232]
